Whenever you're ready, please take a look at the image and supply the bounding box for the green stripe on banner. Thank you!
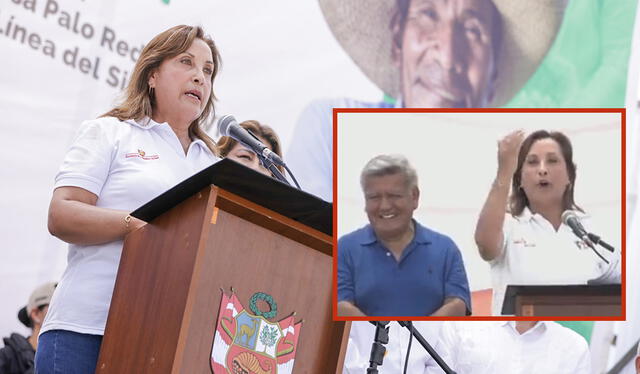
[557,321,594,343]
[383,93,397,105]
[505,0,637,108]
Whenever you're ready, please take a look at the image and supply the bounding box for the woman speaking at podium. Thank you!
[474,130,620,316]
[36,25,222,373]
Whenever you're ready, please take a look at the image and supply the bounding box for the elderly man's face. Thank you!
[397,0,499,108]
[363,173,419,241]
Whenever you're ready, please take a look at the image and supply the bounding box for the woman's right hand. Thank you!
[497,130,525,179]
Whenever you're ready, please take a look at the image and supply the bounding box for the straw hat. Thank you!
[319,0,567,107]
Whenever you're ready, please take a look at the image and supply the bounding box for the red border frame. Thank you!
[331,107,626,322]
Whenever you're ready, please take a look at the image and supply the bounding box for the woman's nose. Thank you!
[537,162,548,175]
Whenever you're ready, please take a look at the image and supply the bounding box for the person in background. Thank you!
[36,25,222,373]
[217,119,284,176]
[475,130,620,315]
[424,321,591,373]
[0,282,56,374]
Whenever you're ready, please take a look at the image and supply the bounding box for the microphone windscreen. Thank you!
[217,115,237,136]
[561,210,577,225]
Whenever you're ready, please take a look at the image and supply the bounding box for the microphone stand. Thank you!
[252,148,303,190]
[567,227,611,264]
[397,321,457,374]
[563,211,614,262]
[367,321,390,374]
[259,155,291,186]
[587,232,615,253]
[259,156,304,190]
[244,128,302,189]
[585,241,610,264]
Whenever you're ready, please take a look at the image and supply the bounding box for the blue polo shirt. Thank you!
[337,221,471,316]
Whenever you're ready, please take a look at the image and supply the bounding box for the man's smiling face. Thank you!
[363,172,419,241]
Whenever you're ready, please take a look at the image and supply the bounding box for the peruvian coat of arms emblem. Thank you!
[211,291,302,374]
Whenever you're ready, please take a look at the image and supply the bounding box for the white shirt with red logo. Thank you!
[42,116,219,336]
[490,208,620,316]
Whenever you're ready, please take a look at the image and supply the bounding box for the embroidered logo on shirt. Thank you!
[574,240,590,250]
[512,238,536,247]
[125,149,159,160]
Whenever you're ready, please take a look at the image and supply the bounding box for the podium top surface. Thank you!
[501,284,621,314]
[131,158,332,236]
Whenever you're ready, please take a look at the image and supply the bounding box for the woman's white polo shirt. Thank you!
[490,208,620,315]
[42,116,219,335]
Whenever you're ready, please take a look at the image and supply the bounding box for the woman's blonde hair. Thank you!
[217,120,284,173]
[103,25,222,155]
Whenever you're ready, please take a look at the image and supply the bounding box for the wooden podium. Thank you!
[501,284,622,316]
[95,159,349,373]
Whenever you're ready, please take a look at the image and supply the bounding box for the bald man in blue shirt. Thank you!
[338,154,471,317]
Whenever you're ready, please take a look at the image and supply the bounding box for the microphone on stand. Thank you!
[586,232,615,253]
[216,115,301,189]
[561,210,613,264]
[561,210,594,248]
[218,115,285,166]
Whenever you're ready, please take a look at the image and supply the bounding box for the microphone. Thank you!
[563,210,611,264]
[561,210,615,253]
[217,115,285,166]
[561,210,593,247]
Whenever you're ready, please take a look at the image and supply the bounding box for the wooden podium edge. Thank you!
[172,187,219,373]
[212,186,333,255]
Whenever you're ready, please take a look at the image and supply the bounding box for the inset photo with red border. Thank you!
[333,108,625,321]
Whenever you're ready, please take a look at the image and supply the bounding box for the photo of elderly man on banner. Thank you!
[287,0,637,202]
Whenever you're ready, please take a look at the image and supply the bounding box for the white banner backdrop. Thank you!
[0,0,382,340]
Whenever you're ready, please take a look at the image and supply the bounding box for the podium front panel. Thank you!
[98,185,346,373]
